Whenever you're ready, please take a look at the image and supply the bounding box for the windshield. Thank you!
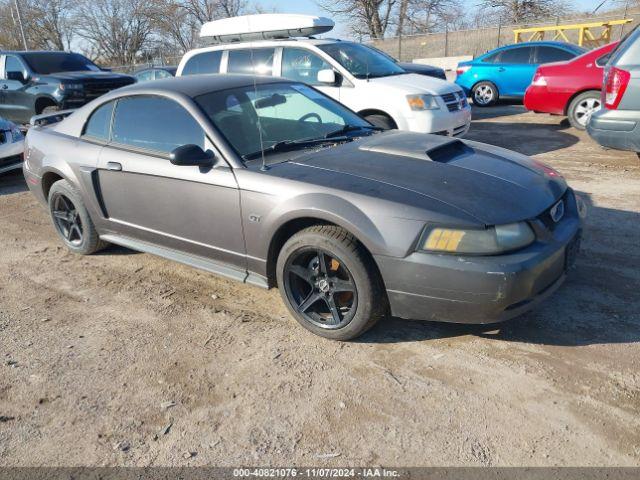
[196,82,373,161]
[22,52,102,74]
[318,42,406,79]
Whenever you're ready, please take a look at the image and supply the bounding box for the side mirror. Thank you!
[6,71,26,83]
[317,69,337,85]
[170,144,215,167]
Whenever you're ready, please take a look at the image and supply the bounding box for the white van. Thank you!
[176,14,471,136]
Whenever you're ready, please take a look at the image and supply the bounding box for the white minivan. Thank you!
[176,16,471,136]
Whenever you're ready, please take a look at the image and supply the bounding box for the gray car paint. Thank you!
[23,74,581,324]
[587,26,640,152]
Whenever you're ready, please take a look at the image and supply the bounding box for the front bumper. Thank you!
[587,108,640,152]
[0,141,24,175]
[404,105,472,137]
[375,191,582,324]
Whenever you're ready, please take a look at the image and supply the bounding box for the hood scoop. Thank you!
[426,139,474,163]
[358,132,474,162]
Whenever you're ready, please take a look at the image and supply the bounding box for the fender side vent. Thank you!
[426,139,473,163]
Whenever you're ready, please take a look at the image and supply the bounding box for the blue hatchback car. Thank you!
[455,41,586,107]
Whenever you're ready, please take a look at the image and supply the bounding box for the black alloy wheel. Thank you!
[51,193,84,246]
[283,247,358,329]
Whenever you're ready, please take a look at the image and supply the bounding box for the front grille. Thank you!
[537,191,571,231]
[441,91,468,112]
[0,154,23,168]
[84,79,134,98]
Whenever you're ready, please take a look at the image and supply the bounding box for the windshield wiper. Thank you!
[324,125,383,138]
[242,136,352,161]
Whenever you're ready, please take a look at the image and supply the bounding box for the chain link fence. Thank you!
[369,10,640,62]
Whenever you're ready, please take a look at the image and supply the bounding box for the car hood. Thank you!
[282,131,566,226]
[368,73,460,95]
[40,71,134,82]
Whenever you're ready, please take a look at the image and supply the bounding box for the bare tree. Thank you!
[401,0,465,34]
[25,0,76,50]
[75,0,155,65]
[0,0,75,50]
[317,0,397,39]
[183,0,247,23]
[476,0,570,23]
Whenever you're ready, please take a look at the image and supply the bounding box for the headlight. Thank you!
[9,126,23,143]
[421,222,535,255]
[59,83,83,91]
[407,94,440,111]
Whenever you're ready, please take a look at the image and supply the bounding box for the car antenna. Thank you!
[248,17,269,171]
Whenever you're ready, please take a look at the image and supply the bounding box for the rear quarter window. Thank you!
[181,51,223,76]
[83,101,115,141]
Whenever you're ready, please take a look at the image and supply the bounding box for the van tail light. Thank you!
[531,72,547,86]
[456,65,471,76]
[604,66,630,110]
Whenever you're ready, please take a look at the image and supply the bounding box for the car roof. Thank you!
[113,73,292,98]
[190,37,349,52]
[499,41,582,50]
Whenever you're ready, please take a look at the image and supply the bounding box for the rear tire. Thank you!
[364,114,396,130]
[48,179,107,255]
[276,225,387,341]
[472,81,499,107]
[567,91,601,130]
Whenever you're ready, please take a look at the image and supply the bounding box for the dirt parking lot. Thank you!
[0,105,639,467]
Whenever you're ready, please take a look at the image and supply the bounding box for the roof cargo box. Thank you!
[200,14,335,44]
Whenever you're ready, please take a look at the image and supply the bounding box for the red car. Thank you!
[524,42,618,130]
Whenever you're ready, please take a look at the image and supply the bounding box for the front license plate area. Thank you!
[565,232,581,271]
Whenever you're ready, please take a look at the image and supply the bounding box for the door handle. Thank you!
[106,162,122,171]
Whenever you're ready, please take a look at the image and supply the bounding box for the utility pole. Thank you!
[13,0,28,51]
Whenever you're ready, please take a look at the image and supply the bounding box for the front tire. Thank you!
[48,179,107,255]
[472,81,499,107]
[364,114,396,130]
[567,91,601,130]
[276,225,387,341]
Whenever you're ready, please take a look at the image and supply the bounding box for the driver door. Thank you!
[280,47,341,103]
[95,94,247,271]
[0,55,33,123]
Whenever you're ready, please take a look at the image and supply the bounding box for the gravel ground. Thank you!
[0,105,638,467]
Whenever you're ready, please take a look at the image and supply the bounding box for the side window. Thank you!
[155,69,172,79]
[111,96,205,154]
[135,70,154,82]
[4,55,26,79]
[499,47,533,64]
[84,101,115,141]
[536,46,575,64]
[281,48,332,85]
[482,51,502,63]
[181,51,222,76]
[227,49,275,75]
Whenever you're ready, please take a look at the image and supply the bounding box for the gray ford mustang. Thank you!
[23,75,583,340]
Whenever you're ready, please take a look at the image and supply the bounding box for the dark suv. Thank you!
[0,51,134,124]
